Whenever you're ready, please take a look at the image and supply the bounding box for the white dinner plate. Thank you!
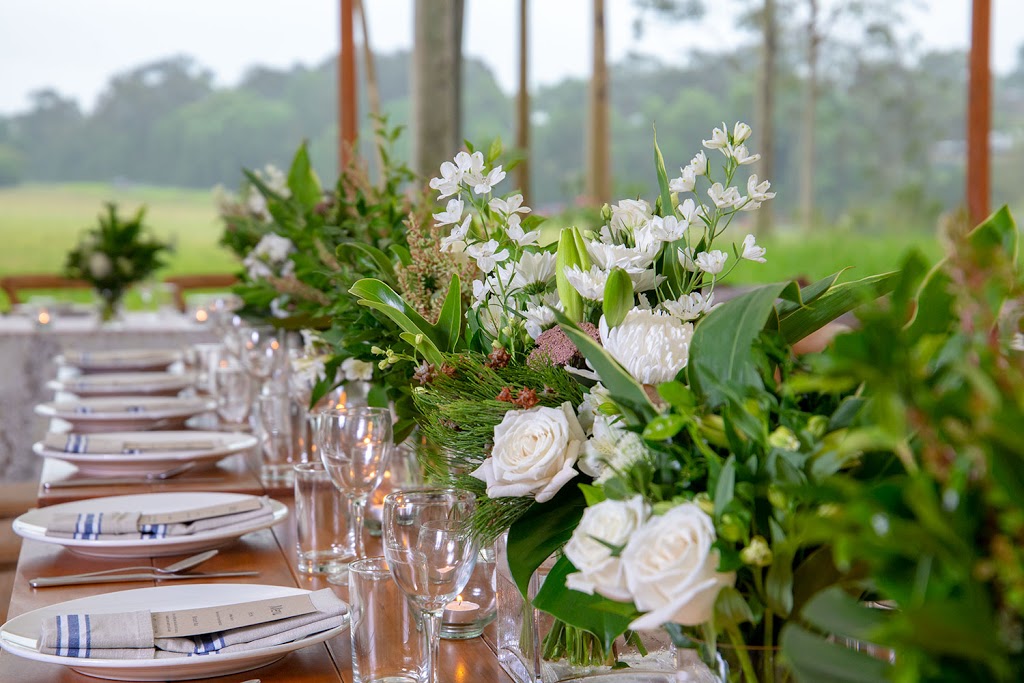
[0,584,348,681]
[47,372,196,398]
[34,396,215,433]
[12,492,287,559]
[57,348,182,373]
[32,430,258,476]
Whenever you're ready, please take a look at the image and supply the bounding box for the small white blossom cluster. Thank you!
[429,150,557,347]
[243,233,296,281]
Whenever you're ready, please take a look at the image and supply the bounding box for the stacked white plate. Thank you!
[57,349,182,374]
[33,430,258,476]
[35,396,215,433]
[0,584,345,681]
[48,372,195,398]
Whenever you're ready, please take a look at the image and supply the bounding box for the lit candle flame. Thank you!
[37,310,50,325]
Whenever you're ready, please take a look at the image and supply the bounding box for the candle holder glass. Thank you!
[441,541,497,640]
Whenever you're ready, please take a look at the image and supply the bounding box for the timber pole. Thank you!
[339,0,358,169]
[966,0,991,225]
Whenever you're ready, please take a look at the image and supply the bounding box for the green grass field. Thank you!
[0,183,948,310]
[0,183,236,276]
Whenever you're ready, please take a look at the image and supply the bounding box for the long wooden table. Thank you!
[1,458,512,683]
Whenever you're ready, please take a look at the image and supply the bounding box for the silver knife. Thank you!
[44,477,228,489]
[30,570,259,588]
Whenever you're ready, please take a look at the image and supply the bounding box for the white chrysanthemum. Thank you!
[524,298,560,340]
[600,309,694,385]
[564,265,609,301]
[580,414,650,483]
[507,251,556,291]
[1011,332,1024,352]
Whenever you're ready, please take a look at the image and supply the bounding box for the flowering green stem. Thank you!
[726,623,759,683]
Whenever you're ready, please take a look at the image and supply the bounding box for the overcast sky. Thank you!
[0,0,1021,115]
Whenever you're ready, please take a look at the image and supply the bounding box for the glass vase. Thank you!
[96,288,123,323]
[494,534,727,682]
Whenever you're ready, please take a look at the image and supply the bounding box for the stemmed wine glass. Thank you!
[213,360,252,430]
[240,325,284,390]
[316,406,393,568]
[382,489,478,683]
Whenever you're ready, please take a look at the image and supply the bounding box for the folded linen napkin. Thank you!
[66,375,187,391]
[45,497,274,540]
[39,588,347,659]
[42,433,220,455]
[63,350,178,366]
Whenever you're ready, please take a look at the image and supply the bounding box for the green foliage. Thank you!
[63,201,172,304]
[782,207,1024,682]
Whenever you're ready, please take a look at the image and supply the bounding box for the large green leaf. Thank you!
[774,270,846,317]
[336,240,398,285]
[532,555,638,653]
[434,273,463,352]
[969,204,1018,267]
[553,311,657,424]
[689,283,788,406]
[506,484,588,599]
[800,586,888,641]
[349,278,444,366]
[286,141,322,211]
[653,127,674,219]
[782,623,890,683]
[777,272,898,344]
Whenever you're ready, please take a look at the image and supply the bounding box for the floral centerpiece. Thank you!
[64,202,172,321]
[218,120,475,433]
[352,123,894,681]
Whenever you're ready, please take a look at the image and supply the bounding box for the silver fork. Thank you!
[30,550,219,583]
[43,461,200,488]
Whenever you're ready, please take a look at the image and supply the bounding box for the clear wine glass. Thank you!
[240,325,284,387]
[213,361,252,430]
[316,406,393,566]
[382,489,478,683]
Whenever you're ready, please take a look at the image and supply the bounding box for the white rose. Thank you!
[341,357,374,382]
[470,401,586,503]
[565,496,649,601]
[88,252,112,279]
[599,309,693,385]
[623,503,736,629]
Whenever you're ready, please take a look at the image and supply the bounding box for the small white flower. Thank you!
[708,183,742,209]
[669,165,697,194]
[623,503,736,629]
[506,214,540,246]
[695,250,728,275]
[252,233,295,263]
[88,252,112,280]
[432,198,464,226]
[741,234,767,263]
[439,215,472,253]
[429,161,463,199]
[1011,332,1024,351]
[609,199,653,236]
[466,239,510,273]
[341,357,374,382]
[246,191,269,219]
[476,298,507,337]
[729,144,761,166]
[472,165,507,194]
[677,198,699,223]
[470,402,587,503]
[587,239,660,271]
[575,382,610,434]
[732,122,752,145]
[600,309,694,385]
[627,268,665,293]
[641,215,688,244]
[564,265,609,301]
[269,296,290,318]
[471,278,494,305]
[580,415,650,484]
[678,246,698,272]
[489,193,532,216]
[565,496,649,601]
[662,291,717,321]
[524,298,558,340]
[746,174,776,202]
[702,123,730,150]
[689,150,708,176]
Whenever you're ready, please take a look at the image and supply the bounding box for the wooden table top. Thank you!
[2,463,512,683]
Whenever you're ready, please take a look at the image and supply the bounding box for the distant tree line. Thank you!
[1,40,1023,231]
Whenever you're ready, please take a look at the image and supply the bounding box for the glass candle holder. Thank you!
[441,541,497,640]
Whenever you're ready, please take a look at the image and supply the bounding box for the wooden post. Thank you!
[339,0,358,169]
[586,0,610,204]
[515,0,530,202]
[967,0,991,225]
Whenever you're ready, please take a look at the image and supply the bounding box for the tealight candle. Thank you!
[440,544,497,640]
[443,596,481,621]
[36,308,52,327]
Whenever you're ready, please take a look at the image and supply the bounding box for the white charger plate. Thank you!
[56,349,182,373]
[32,430,258,476]
[34,396,215,433]
[47,372,196,398]
[0,584,348,681]
[12,492,287,559]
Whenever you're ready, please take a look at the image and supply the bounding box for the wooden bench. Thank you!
[0,275,91,307]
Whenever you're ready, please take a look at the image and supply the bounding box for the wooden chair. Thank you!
[163,274,238,312]
[0,274,92,306]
